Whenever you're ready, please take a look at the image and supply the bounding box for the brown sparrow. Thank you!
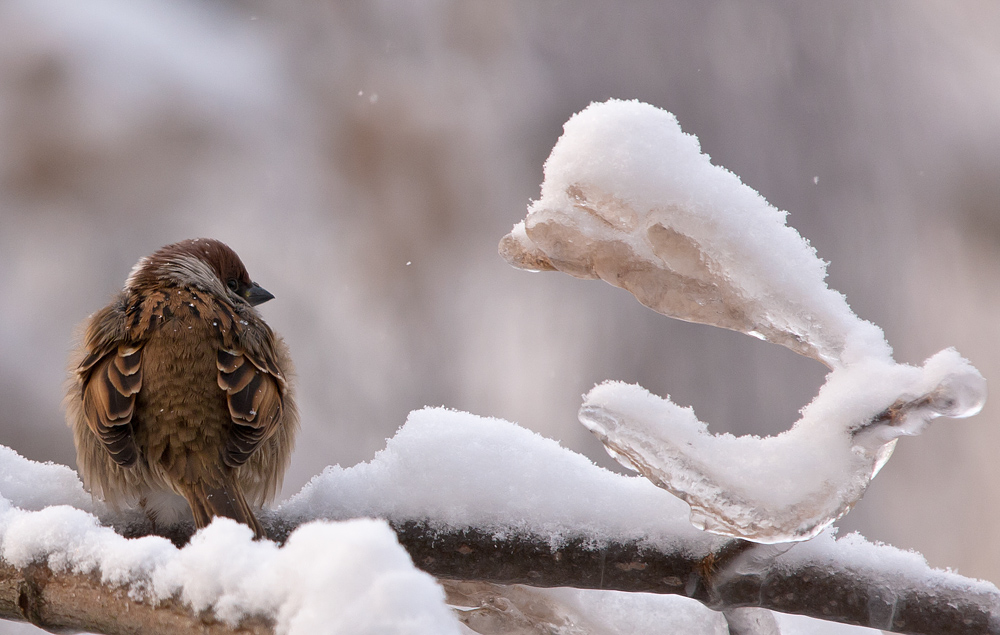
[65,238,298,539]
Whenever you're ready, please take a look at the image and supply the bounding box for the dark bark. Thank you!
[0,516,995,635]
[374,521,998,635]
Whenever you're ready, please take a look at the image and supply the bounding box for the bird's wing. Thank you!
[79,343,143,467]
[216,343,286,468]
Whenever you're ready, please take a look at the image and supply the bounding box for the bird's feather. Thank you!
[79,343,143,467]
[217,343,285,468]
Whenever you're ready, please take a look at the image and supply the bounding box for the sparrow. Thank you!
[65,238,298,539]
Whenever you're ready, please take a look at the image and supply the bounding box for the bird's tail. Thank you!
[180,478,265,540]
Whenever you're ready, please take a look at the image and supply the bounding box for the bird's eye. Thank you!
[227,279,239,291]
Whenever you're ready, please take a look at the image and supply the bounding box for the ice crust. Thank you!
[501,99,987,543]
[580,349,985,542]
[500,99,890,368]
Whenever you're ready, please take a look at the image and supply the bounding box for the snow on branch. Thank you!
[499,99,888,368]
[500,99,987,544]
[0,413,997,633]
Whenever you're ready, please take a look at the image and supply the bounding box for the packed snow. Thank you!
[501,99,987,543]
[0,435,459,634]
[0,498,457,634]
[0,411,993,633]
[279,407,716,551]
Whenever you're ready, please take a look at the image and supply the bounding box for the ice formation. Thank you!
[501,99,987,543]
[579,349,984,542]
[499,99,889,368]
[444,581,733,635]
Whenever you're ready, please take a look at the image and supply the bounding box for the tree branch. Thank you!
[378,522,998,635]
[0,560,272,634]
[0,516,995,634]
[142,516,1000,634]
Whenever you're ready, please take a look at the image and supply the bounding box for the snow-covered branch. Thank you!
[0,508,997,634]
[304,520,1000,635]
[0,408,997,634]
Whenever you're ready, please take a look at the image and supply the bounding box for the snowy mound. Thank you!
[0,412,992,633]
[0,445,459,634]
[280,407,712,550]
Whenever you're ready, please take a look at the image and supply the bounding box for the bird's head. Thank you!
[125,238,274,307]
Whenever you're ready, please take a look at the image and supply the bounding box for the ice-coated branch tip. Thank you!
[503,99,987,543]
[498,222,555,272]
[579,349,985,544]
[500,98,893,366]
[852,350,986,447]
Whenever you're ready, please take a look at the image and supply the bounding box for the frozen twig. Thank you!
[366,522,1000,635]
[501,99,987,544]
[578,353,985,543]
[499,101,889,368]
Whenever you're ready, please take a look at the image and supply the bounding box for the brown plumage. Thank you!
[65,238,298,539]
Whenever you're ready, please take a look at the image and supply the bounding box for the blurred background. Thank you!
[0,0,998,629]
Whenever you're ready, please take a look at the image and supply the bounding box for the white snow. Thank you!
[279,407,716,551]
[0,444,97,512]
[785,529,999,598]
[153,519,457,634]
[502,99,987,544]
[0,411,992,633]
[0,447,460,634]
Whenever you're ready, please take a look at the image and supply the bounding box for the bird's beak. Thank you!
[244,283,275,306]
